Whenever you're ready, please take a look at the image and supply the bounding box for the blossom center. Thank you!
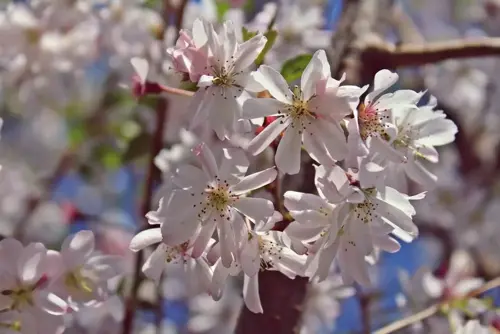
[353,199,379,224]
[4,288,34,310]
[358,103,390,141]
[258,234,283,270]
[64,268,93,294]
[165,242,189,263]
[280,87,317,134]
[194,179,239,221]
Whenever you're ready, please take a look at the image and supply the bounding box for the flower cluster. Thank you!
[130,18,458,314]
[0,230,123,333]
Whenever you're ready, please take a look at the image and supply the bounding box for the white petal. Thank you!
[314,120,348,160]
[381,187,416,216]
[130,57,149,84]
[242,98,284,119]
[161,215,200,246]
[405,158,437,189]
[366,69,398,104]
[301,49,328,101]
[210,259,230,300]
[416,118,458,147]
[284,191,328,211]
[240,236,260,277]
[218,218,235,268]
[275,126,302,175]
[172,165,207,189]
[129,228,162,252]
[218,147,249,183]
[233,197,274,223]
[191,219,217,258]
[142,245,166,283]
[454,278,484,296]
[247,117,290,155]
[253,65,293,104]
[230,167,277,195]
[61,230,95,267]
[233,33,267,72]
[34,291,67,315]
[243,274,263,313]
[193,142,218,180]
[18,244,46,286]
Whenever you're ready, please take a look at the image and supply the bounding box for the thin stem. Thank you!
[159,84,194,97]
[12,150,75,241]
[122,98,168,334]
[374,276,500,334]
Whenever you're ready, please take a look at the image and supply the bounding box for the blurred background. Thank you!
[1,0,500,333]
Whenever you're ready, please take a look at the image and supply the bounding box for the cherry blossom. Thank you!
[243,49,362,174]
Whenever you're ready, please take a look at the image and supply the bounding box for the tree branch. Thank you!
[122,98,168,334]
[363,38,500,69]
[374,276,500,334]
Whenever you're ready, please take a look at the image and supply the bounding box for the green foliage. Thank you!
[122,131,152,163]
[255,29,278,66]
[96,144,122,170]
[216,1,231,22]
[280,54,313,83]
[242,27,258,42]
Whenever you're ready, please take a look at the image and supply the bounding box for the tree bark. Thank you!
[235,272,309,334]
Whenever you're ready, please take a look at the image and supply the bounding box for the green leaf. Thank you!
[216,1,230,22]
[179,80,199,92]
[122,132,152,163]
[95,145,122,170]
[242,27,258,42]
[255,29,278,66]
[68,122,87,149]
[280,54,313,83]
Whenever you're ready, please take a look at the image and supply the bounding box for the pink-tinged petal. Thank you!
[230,167,277,195]
[192,18,208,47]
[243,274,263,313]
[33,291,67,315]
[233,33,267,72]
[129,228,162,252]
[61,230,95,268]
[193,258,213,293]
[233,197,274,223]
[142,244,166,283]
[365,69,399,105]
[240,235,260,277]
[301,49,328,101]
[275,126,302,175]
[218,148,249,183]
[192,142,218,180]
[242,98,284,119]
[247,117,290,155]
[130,57,149,84]
[191,219,217,258]
[253,65,293,104]
[18,244,46,286]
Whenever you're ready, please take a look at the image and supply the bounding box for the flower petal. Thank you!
[129,228,163,252]
[61,230,95,268]
[242,98,284,119]
[275,126,302,175]
[230,167,277,195]
[243,274,263,313]
[233,197,274,223]
[246,117,290,155]
[193,142,218,180]
[253,65,292,104]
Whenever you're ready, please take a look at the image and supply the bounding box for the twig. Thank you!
[358,288,372,334]
[159,84,194,97]
[363,38,500,69]
[174,0,189,41]
[374,276,500,334]
[12,150,75,241]
[122,98,168,334]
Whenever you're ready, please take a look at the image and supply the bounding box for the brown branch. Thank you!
[374,276,500,334]
[122,98,168,334]
[364,38,500,69]
[235,272,309,334]
[12,150,75,241]
[359,289,372,334]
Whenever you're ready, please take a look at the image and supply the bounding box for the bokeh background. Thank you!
[1,0,500,333]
